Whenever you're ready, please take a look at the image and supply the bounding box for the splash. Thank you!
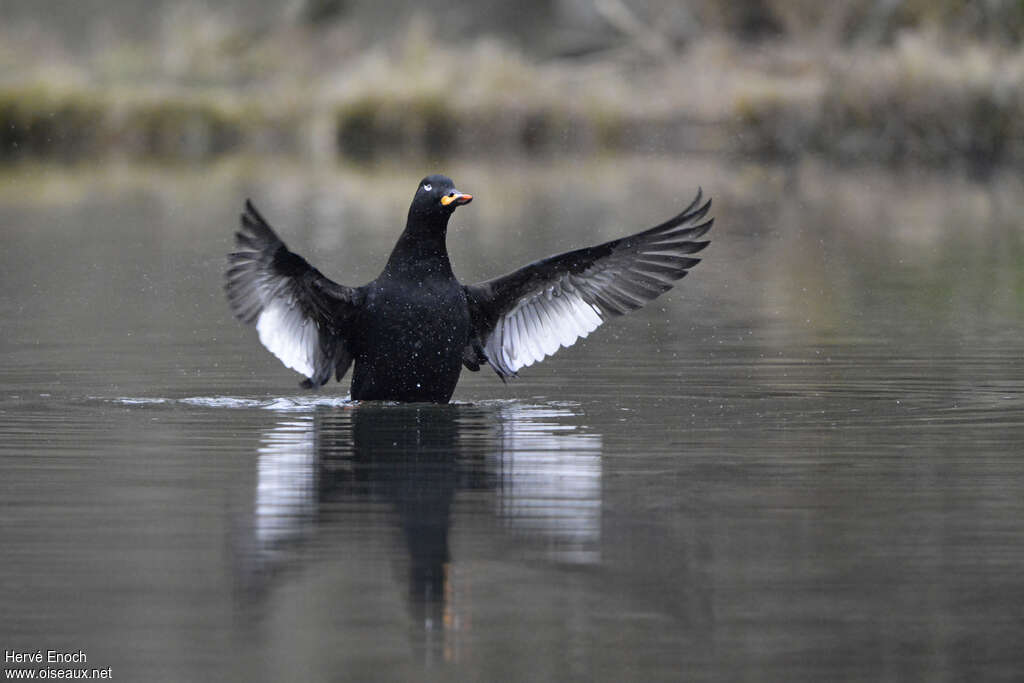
[107,395,354,412]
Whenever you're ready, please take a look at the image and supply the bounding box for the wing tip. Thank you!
[241,198,270,231]
[644,187,714,236]
[687,187,703,213]
[689,195,712,224]
[495,369,519,384]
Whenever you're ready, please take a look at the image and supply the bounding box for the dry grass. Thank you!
[1,9,1021,170]
[818,33,1024,168]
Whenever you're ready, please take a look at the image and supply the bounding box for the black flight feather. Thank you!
[464,189,712,379]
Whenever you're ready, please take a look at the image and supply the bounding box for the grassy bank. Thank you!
[2,20,1022,170]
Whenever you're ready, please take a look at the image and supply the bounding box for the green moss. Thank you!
[589,107,625,150]
[336,93,458,162]
[0,86,247,161]
[816,65,1022,171]
[0,87,106,160]
[336,96,384,161]
[123,100,242,159]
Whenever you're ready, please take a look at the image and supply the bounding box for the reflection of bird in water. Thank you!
[320,404,488,658]
[236,402,602,663]
[226,174,712,402]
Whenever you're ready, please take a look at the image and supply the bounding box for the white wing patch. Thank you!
[256,301,320,378]
[471,188,711,380]
[484,279,604,376]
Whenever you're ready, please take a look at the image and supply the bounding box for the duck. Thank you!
[226,174,712,403]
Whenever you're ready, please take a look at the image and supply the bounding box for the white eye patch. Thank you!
[423,183,432,191]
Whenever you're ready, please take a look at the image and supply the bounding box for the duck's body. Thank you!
[352,271,470,403]
[226,174,713,403]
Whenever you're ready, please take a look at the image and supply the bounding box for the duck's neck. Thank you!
[382,210,454,280]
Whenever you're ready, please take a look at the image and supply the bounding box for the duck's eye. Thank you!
[423,183,432,191]
[447,192,455,198]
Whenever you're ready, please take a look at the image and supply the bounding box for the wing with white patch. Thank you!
[464,189,712,379]
[225,200,362,387]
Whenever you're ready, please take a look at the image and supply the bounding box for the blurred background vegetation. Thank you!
[1,0,1023,171]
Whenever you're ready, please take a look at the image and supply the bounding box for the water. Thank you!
[2,158,1023,681]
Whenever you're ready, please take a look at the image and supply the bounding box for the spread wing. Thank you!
[225,200,363,387]
[463,189,712,380]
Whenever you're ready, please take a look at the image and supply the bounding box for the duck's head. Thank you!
[410,174,473,219]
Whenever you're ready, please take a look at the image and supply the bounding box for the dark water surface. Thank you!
[2,159,1023,681]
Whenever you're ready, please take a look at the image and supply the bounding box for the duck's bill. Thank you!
[441,191,473,206]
